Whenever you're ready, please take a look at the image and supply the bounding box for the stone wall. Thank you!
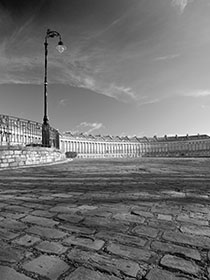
[0,146,66,169]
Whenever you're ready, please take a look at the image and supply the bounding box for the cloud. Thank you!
[59,99,67,106]
[51,59,137,102]
[154,54,180,61]
[80,79,137,102]
[171,0,194,13]
[136,95,161,106]
[0,3,139,104]
[88,17,122,39]
[76,122,105,135]
[103,84,137,101]
[184,90,210,97]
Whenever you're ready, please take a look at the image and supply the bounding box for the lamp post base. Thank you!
[42,122,50,147]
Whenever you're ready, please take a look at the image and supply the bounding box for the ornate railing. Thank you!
[0,114,59,149]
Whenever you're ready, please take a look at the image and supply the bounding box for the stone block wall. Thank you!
[0,146,66,169]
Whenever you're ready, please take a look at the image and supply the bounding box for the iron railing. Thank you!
[0,114,59,149]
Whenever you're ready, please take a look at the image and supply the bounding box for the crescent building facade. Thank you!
[60,132,210,158]
[1,114,210,158]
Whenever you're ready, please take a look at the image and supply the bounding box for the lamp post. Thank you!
[42,29,66,147]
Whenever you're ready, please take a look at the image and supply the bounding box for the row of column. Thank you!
[61,140,142,155]
[0,132,41,146]
[149,141,210,153]
[60,139,210,156]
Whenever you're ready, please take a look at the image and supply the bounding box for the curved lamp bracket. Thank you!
[46,29,61,40]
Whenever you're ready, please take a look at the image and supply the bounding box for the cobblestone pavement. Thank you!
[0,157,210,280]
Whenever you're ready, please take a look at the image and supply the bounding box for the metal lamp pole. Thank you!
[42,29,66,147]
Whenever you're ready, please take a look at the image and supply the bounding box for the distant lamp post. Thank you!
[42,29,66,147]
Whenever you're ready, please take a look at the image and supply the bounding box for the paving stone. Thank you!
[0,241,25,263]
[177,213,209,226]
[148,219,176,230]
[157,214,172,221]
[57,213,84,223]
[96,230,147,247]
[51,193,73,198]
[0,218,27,230]
[146,267,190,280]
[26,225,68,239]
[36,241,68,254]
[0,265,33,280]
[163,230,210,248]
[160,254,200,275]
[15,196,37,201]
[81,209,112,218]
[133,202,155,207]
[183,205,210,214]
[24,202,49,210]
[131,204,150,211]
[12,234,41,247]
[5,205,31,213]
[208,267,210,277]
[101,204,131,213]
[67,248,142,277]
[186,193,209,199]
[0,212,26,220]
[107,242,154,262]
[0,202,8,208]
[83,217,129,232]
[22,255,69,280]
[190,211,210,220]
[66,266,121,280]
[6,200,24,205]
[151,205,180,215]
[162,191,186,198]
[180,224,210,237]
[131,208,154,218]
[30,210,56,218]
[0,228,21,240]
[78,205,98,210]
[151,241,201,260]
[63,235,105,250]
[49,205,78,213]
[39,195,53,200]
[21,215,59,227]
[58,223,95,235]
[0,195,15,200]
[113,213,145,224]
[133,225,159,238]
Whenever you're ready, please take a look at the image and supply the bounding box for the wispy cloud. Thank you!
[184,90,210,97]
[59,99,67,106]
[0,2,142,104]
[154,53,180,61]
[88,18,122,40]
[76,122,104,135]
[51,59,137,102]
[0,38,137,103]
[171,0,194,14]
[137,96,161,106]
[103,84,136,101]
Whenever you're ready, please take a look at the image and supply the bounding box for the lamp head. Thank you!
[56,40,67,53]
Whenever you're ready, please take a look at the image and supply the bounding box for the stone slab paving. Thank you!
[0,157,210,279]
[0,265,33,280]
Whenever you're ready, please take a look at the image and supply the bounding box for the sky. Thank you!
[0,0,210,137]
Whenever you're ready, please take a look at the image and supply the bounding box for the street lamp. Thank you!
[42,29,66,147]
